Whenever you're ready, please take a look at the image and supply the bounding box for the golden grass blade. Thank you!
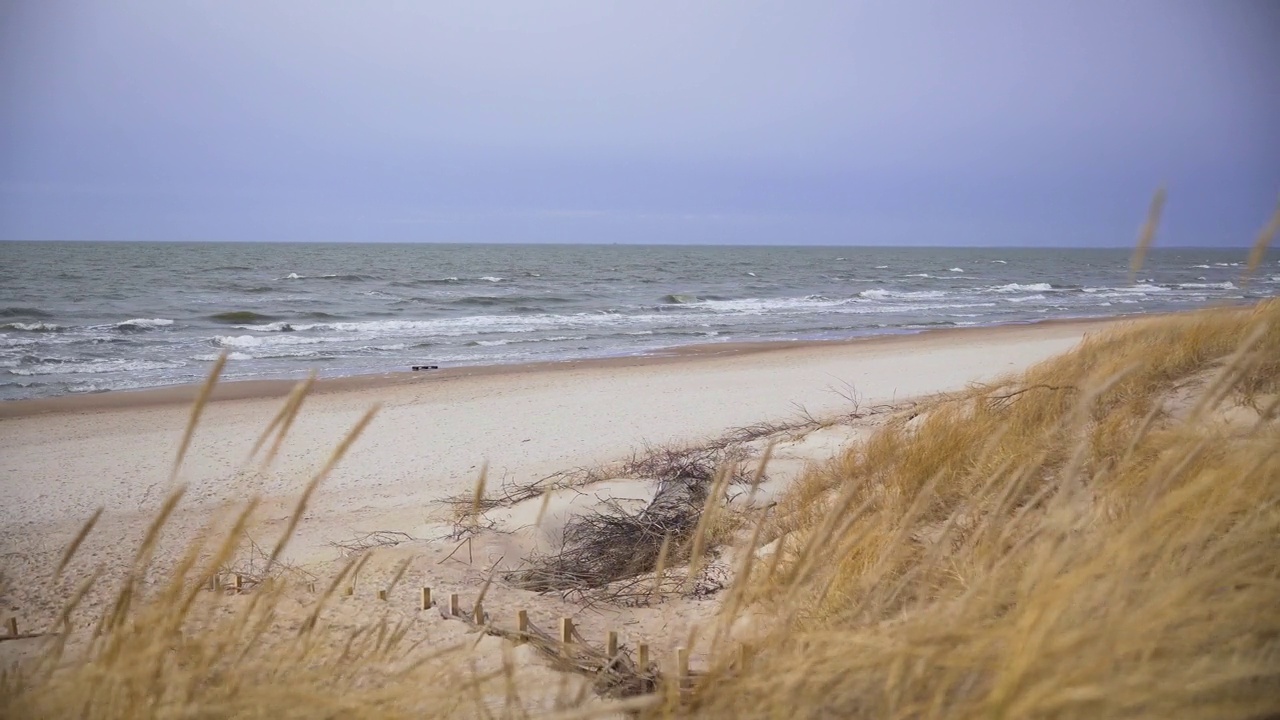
[385,556,413,595]
[1242,194,1280,286]
[262,372,317,468]
[1128,187,1166,285]
[171,351,227,483]
[266,404,380,570]
[471,461,489,523]
[248,371,316,465]
[533,485,555,529]
[54,507,102,579]
[683,463,734,591]
[651,532,673,600]
[100,485,187,635]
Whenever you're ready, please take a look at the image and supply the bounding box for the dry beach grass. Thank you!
[1,295,1278,718]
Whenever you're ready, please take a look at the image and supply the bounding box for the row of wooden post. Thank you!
[213,577,689,680]
[412,586,676,676]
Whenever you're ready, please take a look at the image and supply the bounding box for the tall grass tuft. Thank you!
[680,300,1280,719]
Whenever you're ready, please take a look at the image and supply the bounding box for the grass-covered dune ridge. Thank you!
[1,301,1277,719]
[686,299,1280,719]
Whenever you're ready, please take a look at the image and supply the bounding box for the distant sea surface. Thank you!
[2,242,1277,401]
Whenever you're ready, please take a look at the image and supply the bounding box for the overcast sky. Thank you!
[1,1,1277,246]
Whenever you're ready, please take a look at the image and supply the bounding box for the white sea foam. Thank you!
[479,276,503,282]
[0,336,38,347]
[1007,294,1047,303]
[1191,264,1211,269]
[860,289,948,300]
[115,318,174,330]
[949,267,965,273]
[3,322,63,332]
[904,273,931,278]
[1083,284,1167,295]
[214,334,347,348]
[991,260,1008,264]
[193,352,253,361]
[874,265,889,269]
[1176,281,1236,290]
[989,283,1053,293]
[9,359,185,376]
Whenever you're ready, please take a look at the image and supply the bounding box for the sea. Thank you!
[2,242,1277,402]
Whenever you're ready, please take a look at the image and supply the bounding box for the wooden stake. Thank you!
[516,609,529,644]
[5,617,16,636]
[420,587,432,610]
[676,647,689,684]
[637,643,650,671]
[606,630,619,660]
[559,617,573,656]
[344,586,354,596]
[449,593,460,616]
[307,582,316,594]
[233,574,244,594]
[472,601,484,625]
[377,589,387,601]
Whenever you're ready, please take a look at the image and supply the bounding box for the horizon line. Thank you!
[0,238,1270,251]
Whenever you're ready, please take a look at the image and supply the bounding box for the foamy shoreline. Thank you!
[0,314,1130,419]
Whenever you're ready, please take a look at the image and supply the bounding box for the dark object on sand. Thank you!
[412,365,439,371]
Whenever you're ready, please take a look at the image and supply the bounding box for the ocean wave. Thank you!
[1175,281,1236,290]
[390,277,462,287]
[8,358,185,376]
[991,260,1008,264]
[874,265,889,269]
[1006,294,1047,303]
[904,273,932,278]
[2,322,64,332]
[479,276,503,283]
[232,321,296,332]
[467,335,589,347]
[0,306,53,318]
[860,289,948,300]
[279,273,375,281]
[1082,284,1168,295]
[989,282,1054,293]
[451,295,575,307]
[209,311,279,323]
[0,336,39,347]
[663,294,701,304]
[949,267,965,273]
[114,318,175,331]
[1190,264,1211,269]
[192,352,253,361]
[214,334,346,348]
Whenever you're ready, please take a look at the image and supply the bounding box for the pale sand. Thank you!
[0,319,1115,673]
[1,321,1105,533]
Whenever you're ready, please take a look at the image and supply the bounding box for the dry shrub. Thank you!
[678,300,1280,719]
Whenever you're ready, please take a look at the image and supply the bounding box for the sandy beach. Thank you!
[1,320,1107,532]
[0,318,1113,673]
